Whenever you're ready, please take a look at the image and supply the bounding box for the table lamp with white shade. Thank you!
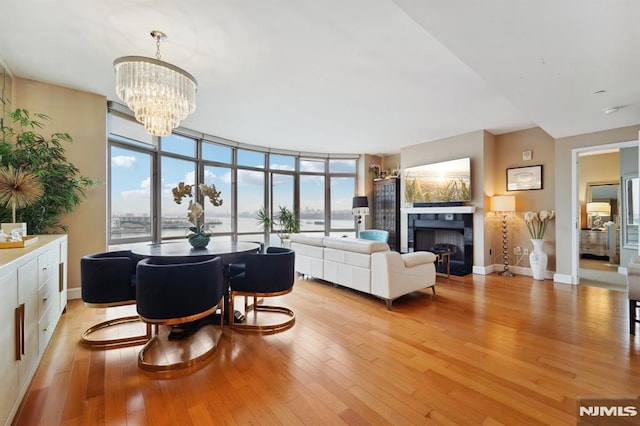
[586,202,611,229]
[352,196,369,237]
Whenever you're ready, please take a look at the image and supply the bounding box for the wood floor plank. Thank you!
[12,273,640,425]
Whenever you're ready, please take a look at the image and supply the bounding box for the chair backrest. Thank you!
[136,257,224,320]
[236,248,295,293]
[81,250,145,304]
[359,229,390,243]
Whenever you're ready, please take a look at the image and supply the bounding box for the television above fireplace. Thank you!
[404,157,471,206]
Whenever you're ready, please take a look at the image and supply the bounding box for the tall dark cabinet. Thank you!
[373,178,401,251]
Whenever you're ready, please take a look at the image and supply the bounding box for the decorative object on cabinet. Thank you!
[368,163,381,179]
[0,165,43,226]
[0,109,98,233]
[0,235,38,249]
[491,195,516,277]
[506,165,543,191]
[373,178,400,251]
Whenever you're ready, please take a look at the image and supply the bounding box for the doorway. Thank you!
[574,142,637,290]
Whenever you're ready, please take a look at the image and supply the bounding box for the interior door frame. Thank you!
[571,139,639,284]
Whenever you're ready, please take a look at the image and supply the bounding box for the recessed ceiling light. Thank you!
[603,106,620,114]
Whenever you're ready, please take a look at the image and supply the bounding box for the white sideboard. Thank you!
[0,235,67,426]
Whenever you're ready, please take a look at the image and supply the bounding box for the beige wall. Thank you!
[400,130,491,267]
[493,127,556,270]
[15,78,107,291]
[555,125,640,279]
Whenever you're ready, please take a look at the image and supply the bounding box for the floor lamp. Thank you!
[491,195,516,277]
[352,196,369,238]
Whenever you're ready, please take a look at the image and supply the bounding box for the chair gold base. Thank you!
[137,303,224,372]
[230,289,295,334]
[81,315,152,348]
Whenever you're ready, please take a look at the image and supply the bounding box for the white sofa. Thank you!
[291,234,437,309]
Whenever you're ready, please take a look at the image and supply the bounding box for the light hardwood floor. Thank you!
[13,273,640,425]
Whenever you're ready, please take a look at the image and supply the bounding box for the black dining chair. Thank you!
[80,250,151,348]
[229,246,295,333]
[135,256,225,371]
[227,240,264,278]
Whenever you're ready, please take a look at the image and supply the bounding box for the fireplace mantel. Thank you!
[401,205,476,214]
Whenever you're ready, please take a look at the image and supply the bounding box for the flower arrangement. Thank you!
[524,210,555,239]
[0,165,44,223]
[172,182,223,247]
[368,163,381,179]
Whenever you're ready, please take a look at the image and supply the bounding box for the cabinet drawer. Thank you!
[38,251,53,286]
[38,306,54,354]
[37,281,54,321]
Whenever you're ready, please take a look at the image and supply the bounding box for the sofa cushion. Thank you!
[290,234,325,246]
[322,236,389,254]
[325,247,373,269]
[402,251,437,267]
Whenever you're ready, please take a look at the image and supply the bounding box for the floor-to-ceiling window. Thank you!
[107,109,359,247]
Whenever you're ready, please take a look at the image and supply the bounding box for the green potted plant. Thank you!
[0,108,98,233]
[257,205,300,247]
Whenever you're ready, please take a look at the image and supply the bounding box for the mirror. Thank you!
[586,181,618,229]
[623,175,639,248]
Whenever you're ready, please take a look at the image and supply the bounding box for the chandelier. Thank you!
[114,30,198,137]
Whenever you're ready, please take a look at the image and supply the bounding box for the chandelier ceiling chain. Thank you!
[113,30,198,138]
[151,30,166,61]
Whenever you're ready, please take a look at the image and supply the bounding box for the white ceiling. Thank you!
[0,0,638,155]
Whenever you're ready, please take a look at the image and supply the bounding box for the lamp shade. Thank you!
[352,196,369,209]
[586,202,611,215]
[491,195,516,212]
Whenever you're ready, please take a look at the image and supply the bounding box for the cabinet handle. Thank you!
[42,322,50,332]
[59,262,64,292]
[15,306,21,361]
[20,303,25,355]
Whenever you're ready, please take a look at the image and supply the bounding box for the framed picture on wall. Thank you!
[506,165,543,191]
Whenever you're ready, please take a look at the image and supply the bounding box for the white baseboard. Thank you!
[552,273,577,285]
[491,264,557,281]
[67,287,81,300]
[473,264,494,275]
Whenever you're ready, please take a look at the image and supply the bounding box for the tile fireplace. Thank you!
[406,207,474,276]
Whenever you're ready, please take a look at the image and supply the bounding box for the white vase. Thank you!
[529,239,547,280]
